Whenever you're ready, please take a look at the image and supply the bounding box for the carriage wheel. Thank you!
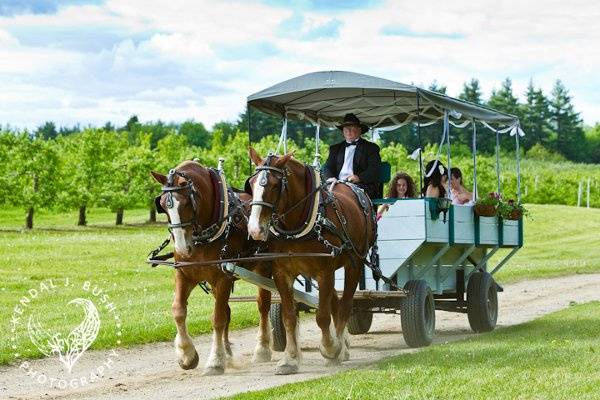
[347,308,373,335]
[269,303,286,352]
[467,271,498,333]
[400,280,435,348]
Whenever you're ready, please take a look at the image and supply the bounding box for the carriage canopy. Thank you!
[247,70,520,131]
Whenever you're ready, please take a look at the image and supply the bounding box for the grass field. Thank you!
[226,301,600,400]
[1,204,599,366]
[0,207,260,365]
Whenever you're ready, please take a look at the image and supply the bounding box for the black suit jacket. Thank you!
[323,138,382,199]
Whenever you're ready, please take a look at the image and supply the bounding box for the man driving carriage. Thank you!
[323,113,382,199]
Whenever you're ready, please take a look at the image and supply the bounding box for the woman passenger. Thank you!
[377,172,416,219]
[422,160,447,198]
[449,167,474,205]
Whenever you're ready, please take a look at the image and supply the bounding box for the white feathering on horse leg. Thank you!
[174,333,196,366]
[204,331,226,375]
[252,319,272,363]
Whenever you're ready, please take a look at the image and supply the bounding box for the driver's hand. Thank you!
[348,175,360,183]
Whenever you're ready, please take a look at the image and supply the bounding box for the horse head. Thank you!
[247,147,300,241]
[151,161,212,258]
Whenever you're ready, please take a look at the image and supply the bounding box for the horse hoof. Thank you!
[325,357,341,367]
[275,363,298,375]
[319,343,342,360]
[341,348,350,362]
[252,346,272,363]
[202,366,225,376]
[178,351,199,370]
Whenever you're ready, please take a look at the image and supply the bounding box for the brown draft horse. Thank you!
[151,160,272,376]
[246,148,376,375]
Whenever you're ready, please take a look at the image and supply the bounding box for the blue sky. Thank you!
[1,0,599,129]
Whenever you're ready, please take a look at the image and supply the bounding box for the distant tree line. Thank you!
[1,77,599,229]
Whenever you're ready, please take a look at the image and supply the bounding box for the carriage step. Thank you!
[223,263,319,308]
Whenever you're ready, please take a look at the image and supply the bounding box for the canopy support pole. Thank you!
[416,90,423,193]
[516,124,521,202]
[495,128,501,194]
[248,106,253,170]
[313,121,321,168]
[444,111,452,200]
[472,119,478,201]
[276,115,288,155]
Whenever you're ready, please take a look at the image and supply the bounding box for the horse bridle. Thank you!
[157,169,201,233]
[249,155,288,212]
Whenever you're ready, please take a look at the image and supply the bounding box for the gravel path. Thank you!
[2,273,599,400]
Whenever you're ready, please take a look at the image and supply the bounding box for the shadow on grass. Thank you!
[0,222,166,234]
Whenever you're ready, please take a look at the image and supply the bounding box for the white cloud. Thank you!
[1,0,600,130]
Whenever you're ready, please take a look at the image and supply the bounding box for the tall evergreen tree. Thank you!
[549,80,585,161]
[521,80,552,150]
[488,78,522,152]
[36,121,58,140]
[428,80,447,94]
[459,79,483,105]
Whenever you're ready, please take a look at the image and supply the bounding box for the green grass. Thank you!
[0,207,260,365]
[226,301,600,400]
[1,203,599,366]
[493,204,600,283]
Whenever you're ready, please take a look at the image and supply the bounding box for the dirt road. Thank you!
[2,273,599,400]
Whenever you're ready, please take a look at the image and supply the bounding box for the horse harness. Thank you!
[247,156,374,259]
[155,168,231,246]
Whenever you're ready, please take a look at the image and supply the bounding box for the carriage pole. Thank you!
[416,90,423,193]
[313,120,321,167]
[516,123,522,203]
[472,119,478,200]
[495,128,501,194]
[445,110,452,200]
[248,106,253,169]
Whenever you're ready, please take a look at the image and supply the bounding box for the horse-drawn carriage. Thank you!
[149,71,524,375]
[242,71,524,347]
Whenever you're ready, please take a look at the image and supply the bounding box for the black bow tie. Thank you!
[344,140,359,147]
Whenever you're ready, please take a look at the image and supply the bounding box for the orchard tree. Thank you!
[58,129,124,226]
[126,133,161,222]
[8,134,60,228]
[179,120,210,148]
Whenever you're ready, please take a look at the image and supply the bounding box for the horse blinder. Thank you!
[155,195,166,214]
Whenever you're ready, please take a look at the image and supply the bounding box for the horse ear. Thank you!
[248,147,263,166]
[274,152,293,167]
[151,171,167,185]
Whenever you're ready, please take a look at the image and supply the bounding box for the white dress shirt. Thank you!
[339,141,358,181]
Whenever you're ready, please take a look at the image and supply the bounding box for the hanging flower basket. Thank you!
[505,209,522,220]
[474,204,497,217]
[473,192,501,217]
[498,199,527,220]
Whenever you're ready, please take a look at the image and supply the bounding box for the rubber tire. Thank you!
[347,309,373,335]
[467,271,498,333]
[400,280,435,348]
[269,303,286,352]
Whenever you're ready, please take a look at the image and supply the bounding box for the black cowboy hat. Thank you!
[336,113,369,134]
